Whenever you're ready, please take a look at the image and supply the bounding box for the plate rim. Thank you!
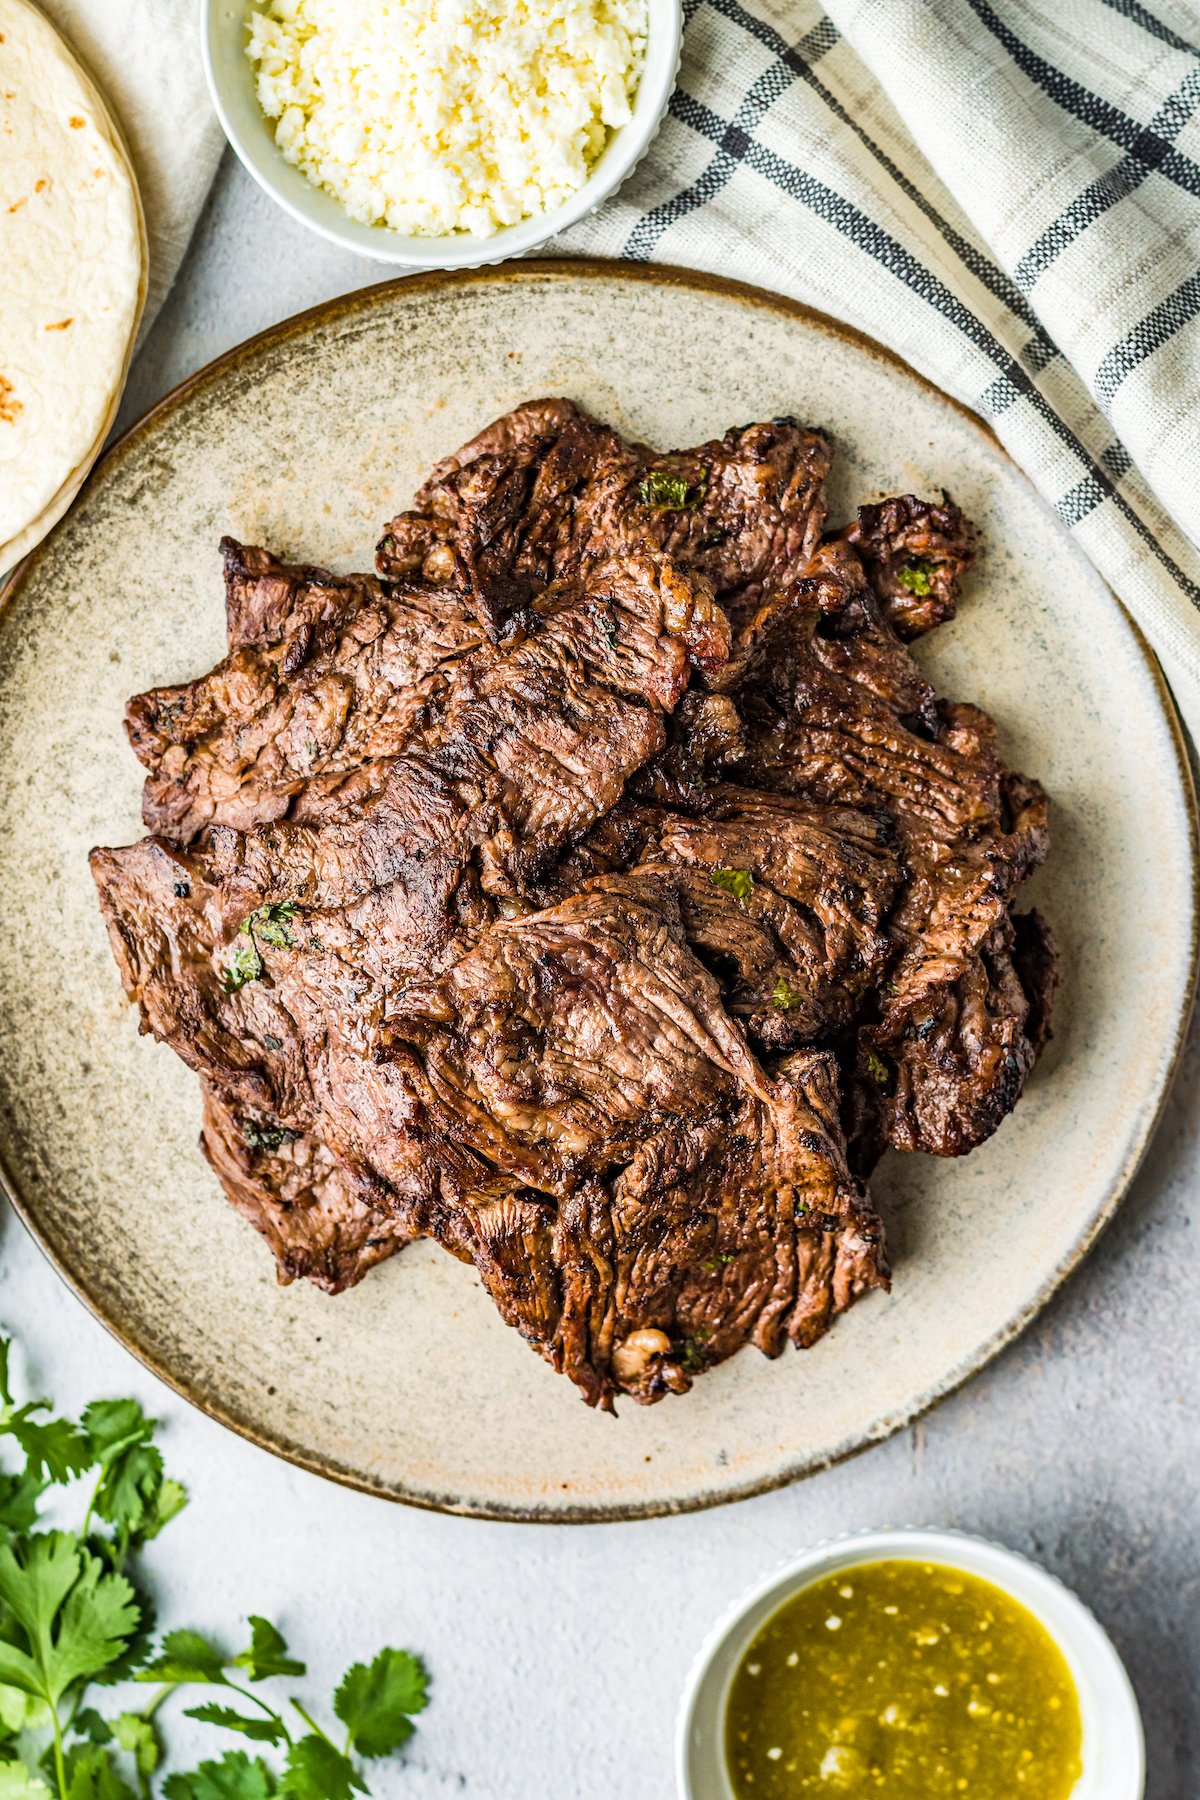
[2,257,1196,1523]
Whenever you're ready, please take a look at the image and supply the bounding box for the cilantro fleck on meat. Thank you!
[678,1336,710,1375]
[219,903,300,991]
[248,901,299,949]
[771,975,803,1011]
[710,866,754,902]
[895,558,937,596]
[589,604,619,649]
[638,466,709,511]
[220,938,263,993]
[241,1120,301,1153]
[863,1048,895,1091]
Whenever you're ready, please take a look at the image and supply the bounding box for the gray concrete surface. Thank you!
[6,151,1197,1798]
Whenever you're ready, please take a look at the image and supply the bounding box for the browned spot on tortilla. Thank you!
[45,318,74,331]
[35,178,47,192]
[0,375,21,425]
[69,115,85,128]
[7,195,26,213]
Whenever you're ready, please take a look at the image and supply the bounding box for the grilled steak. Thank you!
[91,400,1054,1405]
[200,1082,408,1293]
[382,874,886,1406]
[377,399,832,638]
[127,539,485,842]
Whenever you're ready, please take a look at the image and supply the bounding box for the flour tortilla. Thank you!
[0,0,146,571]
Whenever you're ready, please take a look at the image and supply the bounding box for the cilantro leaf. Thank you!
[709,866,754,903]
[113,1711,160,1776]
[68,1708,112,1745]
[232,1619,304,1684]
[278,1737,364,1800]
[137,1629,228,1685]
[0,1685,43,1735]
[145,1479,188,1542]
[0,1641,41,1697]
[163,1753,277,1800]
[863,1047,895,1091]
[334,1647,428,1759]
[0,1763,53,1799]
[220,940,263,994]
[247,905,298,951]
[895,558,936,596]
[638,466,708,511]
[771,975,803,1012]
[62,1747,137,1800]
[0,1340,90,1486]
[43,1549,140,1703]
[0,1473,45,1539]
[0,1534,81,1698]
[86,1575,156,1689]
[80,1401,184,1552]
[79,1402,146,1463]
[7,1417,90,1488]
[183,1706,287,1747]
[94,1445,164,1544]
[239,1123,300,1155]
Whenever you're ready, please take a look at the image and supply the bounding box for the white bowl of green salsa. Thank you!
[677,1527,1144,1800]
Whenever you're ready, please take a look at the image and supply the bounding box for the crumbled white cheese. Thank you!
[246,0,648,238]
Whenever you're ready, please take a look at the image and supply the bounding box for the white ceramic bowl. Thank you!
[199,0,683,267]
[677,1527,1145,1800]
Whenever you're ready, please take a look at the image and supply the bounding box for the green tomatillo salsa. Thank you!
[724,1559,1083,1796]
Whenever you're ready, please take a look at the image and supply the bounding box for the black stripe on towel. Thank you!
[963,0,1200,198]
[1094,267,1200,401]
[629,0,1060,369]
[1015,66,1200,289]
[1096,0,1200,57]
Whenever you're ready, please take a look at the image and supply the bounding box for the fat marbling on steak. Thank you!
[90,399,1055,1408]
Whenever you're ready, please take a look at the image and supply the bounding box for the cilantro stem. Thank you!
[291,1698,335,1749]
[140,1681,177,1721]
[50,1698,68,1800]
[225,1676,292,1738]
[80,1461,105,1543]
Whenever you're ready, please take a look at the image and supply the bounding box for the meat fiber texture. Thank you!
[91,401,1057,1409]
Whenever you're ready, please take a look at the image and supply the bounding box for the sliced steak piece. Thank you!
[377,401,832,636]
[219,537,380,653]
[839,493,975,640]
[200,1082,409,1292]
[126,542,483,842]
[851,909,1059,1162]
[89,836,314,1124]
[377,875,886,1405]
[190,551,729,925]
[731,561,1053,1157]
[625,785,901,1047]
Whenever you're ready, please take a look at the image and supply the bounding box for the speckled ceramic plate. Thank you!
[0,263,1195,1521]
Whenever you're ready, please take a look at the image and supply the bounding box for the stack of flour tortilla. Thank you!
[0,0,146,573]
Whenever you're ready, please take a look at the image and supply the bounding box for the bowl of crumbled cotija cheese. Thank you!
[201,0,681,264]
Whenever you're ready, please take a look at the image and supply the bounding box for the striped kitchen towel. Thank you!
[559,0,1200,732]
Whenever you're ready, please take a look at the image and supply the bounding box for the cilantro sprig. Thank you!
[0,1337,428,1800]
[138,1626,428,1799]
